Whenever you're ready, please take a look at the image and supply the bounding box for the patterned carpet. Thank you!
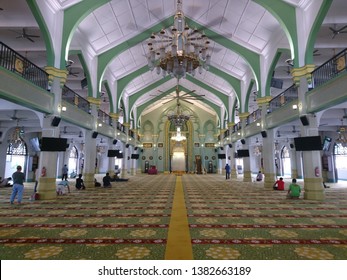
[1,174,347,260]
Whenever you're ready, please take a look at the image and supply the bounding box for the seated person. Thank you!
[94,178,101,187]
[113,173,129,182]
[273,177,285,190]
[0,177,12,187]
[56,180,71,195]
[256,171,263,181]
[287,178,301,199]
[103,172,112,188]
[75,174,85,190]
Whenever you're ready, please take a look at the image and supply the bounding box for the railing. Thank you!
[268,84,298,113]
[0,41,48,90]
[310,48,347,89]
[98,109,112,126]
[246,109,261,125]
[117,121,126,133]
[62,86,91,114]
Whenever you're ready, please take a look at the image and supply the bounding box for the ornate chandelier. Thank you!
[171,126,186,142]
[9,121,24,149]
[167,101,190,127]
[147,0,211,79]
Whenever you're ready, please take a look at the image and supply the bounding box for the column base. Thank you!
[37,177,57,200]
[120,169,127,178]
[304,177,325,201]
[130,168,136,175]
[243,171,252,182]
[231,170,238,179]
[83,172,95,188]
[291,169,298,179]
[263,173,276,190]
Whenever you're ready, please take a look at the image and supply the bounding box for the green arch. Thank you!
[102,81,114,113]
[244,79,256,112]
[27,0,54,66]
[305,0,333,65]
[254,0,298,66]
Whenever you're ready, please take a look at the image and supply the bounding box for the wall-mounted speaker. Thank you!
[214,148,217,152]
[300,115,309,126]
[125,144,130,148]
[290,143,294,149]
[113,139,118,145]
[51,116,61,127]
[241,139,246,145]
[92,131,98,138]
[141,149,144,153]
[220,147,224,150]
[134,147,138,150]
[228,144,232,148]
[261,131,267,138]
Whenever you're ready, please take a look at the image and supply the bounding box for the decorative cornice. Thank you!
[44,66,68,87]
[238,112,250,120]
[87,97,101,106]
[227,122,235,128]
[256,96,273,105]
[109,113,120,120]
[123,122,131,128]
[291,64,315,86]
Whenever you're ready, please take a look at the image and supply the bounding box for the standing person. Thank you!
[103,172,112,188]
[273,177,285,190]
[225,163,231,180]
[75,174,85,190]
[34,168,39,193]
[62,164,68,181]
[287,178,301,199]
[10,165,25,204]
[256,171,263,181]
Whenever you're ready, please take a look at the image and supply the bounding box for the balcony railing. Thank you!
[268,84,298,113]
[62,86,91,114]
[246,109,262,125]
[310,48,347,89]
[0,41,48,90]
[97,109,113,126]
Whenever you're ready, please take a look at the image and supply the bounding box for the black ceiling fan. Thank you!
[14,28,40,43]
[329,24,347,39]
[159,85,205,105]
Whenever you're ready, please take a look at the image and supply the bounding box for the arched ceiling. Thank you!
[0,0,346,129]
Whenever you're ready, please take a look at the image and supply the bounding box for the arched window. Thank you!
[7,142,27,156]
[68,146,79,177]
[334,143,347,180]
[5,141,27,178]
[281,145,291,176]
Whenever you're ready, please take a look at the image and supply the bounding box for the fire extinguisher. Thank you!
[315,167,320,177]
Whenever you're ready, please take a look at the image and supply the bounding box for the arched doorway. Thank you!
[334,143,347,180]
[5,142,28,178]
[281,145,291,177]
[68,146,78,177]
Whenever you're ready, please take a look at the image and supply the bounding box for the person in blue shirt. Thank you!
[225,163,231,180]
[10,165,25,204]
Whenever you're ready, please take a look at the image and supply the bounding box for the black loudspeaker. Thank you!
[92,131,98,138]
[228,144,232,148]
[220,147,224,150]
[134,147,138,150]
[51,116,61,127]
[300,115,309,126]
[126,144,130,148]
[290,143,294,149]
[141,149,144,153]
[113,139,118,145]
[241,139,246,144]
[261,131,267,138]
[215,149,217,152]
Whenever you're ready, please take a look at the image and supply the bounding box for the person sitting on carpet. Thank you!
[56,180,71,195]
[287,178,301,199]
[273,177,285,190]
[75,174,85,190]
[112,173,129,182]
[0,176,12,187]
[256,171,263,181]
[103,172,112,188]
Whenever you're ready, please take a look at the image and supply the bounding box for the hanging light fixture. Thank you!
[167,100,190,127]
[147,0,211,79]
[171,126,186,142]
[9,120,24,149]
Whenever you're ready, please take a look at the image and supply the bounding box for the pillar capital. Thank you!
[256,96,272,106]
[44,66,68,87]
[87,97,102,106]
[291,64,315,86]
[238,112,250,120]
[123,122,131,128]
[227,122,235,128]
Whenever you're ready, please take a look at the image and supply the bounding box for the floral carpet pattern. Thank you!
[1,174,347,260]
[183,175,347,260]
[0,174,175,260]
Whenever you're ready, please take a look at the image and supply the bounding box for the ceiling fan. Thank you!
[159,85,205,105]
[67,67,79,77]
[329,24,347,39]
[14,28,40,43]
[0,110,27,121]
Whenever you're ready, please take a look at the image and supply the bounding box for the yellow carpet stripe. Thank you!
[165,175,193,260]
